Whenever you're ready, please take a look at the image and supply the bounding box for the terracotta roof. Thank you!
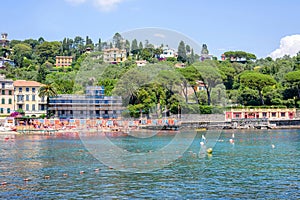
[13,80,43,87]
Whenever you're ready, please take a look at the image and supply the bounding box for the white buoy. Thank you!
[271,144,275,149]
[229,138,234,144]
[232,133,235,138]
[200,141,205,146]
[202,135,206,140]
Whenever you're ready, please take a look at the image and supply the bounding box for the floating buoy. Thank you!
[229,139,234,144]
[200,141,205,146]
[271,144,275,149]
[206,148,213,154]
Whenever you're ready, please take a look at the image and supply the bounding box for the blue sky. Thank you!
[2,0,300,59]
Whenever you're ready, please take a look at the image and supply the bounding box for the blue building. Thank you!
[48,86,123,119]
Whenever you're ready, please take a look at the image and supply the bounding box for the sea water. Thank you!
[0,130,299,199]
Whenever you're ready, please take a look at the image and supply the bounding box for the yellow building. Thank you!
[103,48,127,63]
[0,75,14,115]
[55,56,73,67]
[13,80,47,117]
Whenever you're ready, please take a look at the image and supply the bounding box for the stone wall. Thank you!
[180,114,225,122]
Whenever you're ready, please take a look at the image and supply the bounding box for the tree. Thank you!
[36,41,62,64]
[178,66,201,104]
[284,70,300,98]
[131,39,138,52]
[37,63,51,83]
[139,41,143,50]
[113,33,123,49]
[239,71,276,105]
[38,84,57,118]
[186,44,191,54]
[193,63,223,105]
[177,41,187,63]
[11,43,32,67]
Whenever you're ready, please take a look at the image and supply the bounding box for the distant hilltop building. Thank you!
[135,60,147,67]
[200,44,212,61]
[159,46,177,59]
[0,33,9,47]
[55,56,73,68]
[103,48,127,64]
[0,57,15,68]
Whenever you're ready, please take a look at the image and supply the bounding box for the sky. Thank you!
[2,0,300,59]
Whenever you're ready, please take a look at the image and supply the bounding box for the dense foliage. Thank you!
[1,33,300,118]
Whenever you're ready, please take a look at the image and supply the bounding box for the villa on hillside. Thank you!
[159,46,177,60]
[55,56,73,68]
[103,48,127,64]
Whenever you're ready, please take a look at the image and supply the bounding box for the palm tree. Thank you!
[38,84,57,118]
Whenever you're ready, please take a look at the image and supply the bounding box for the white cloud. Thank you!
[65,0,125,12]
[93,0,125,12]
[269,34,300,59]
[154,33,166,38]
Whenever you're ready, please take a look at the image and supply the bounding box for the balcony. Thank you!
[38,100,47,104]
[16,100,24,104]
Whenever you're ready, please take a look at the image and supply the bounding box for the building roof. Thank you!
[13,80,43,87]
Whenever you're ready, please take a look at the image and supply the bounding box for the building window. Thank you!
[281,112,286,117]
[8,98,12,104]
[1,90,5,95]
[17,95,24,102]
[32,88,36,93]
[19,87,22,92]
[26,87,29,92]
[32,104,35,111]
[1,98,5,104]
[26,104,29,111]
[272,112,276,117]
[18,105,23,110]
[41,105,45,111]
[0,108,3,113]
[32,95,35,101]
[1,83,4,88]
[26,95,29,101]
[262,112,267,118]
[7,108,10,114]
[8,90,12,95]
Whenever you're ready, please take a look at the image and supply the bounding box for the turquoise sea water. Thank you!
[0,130,299,199]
